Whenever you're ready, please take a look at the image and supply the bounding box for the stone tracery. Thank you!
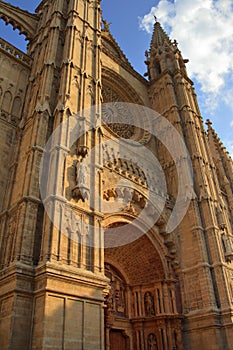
[101,70,151,145]
[102,88,135,139]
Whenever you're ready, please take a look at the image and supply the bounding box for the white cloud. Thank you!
[139,0,233,107]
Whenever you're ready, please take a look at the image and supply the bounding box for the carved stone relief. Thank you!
[101,83,151,144]
[102,93,135,139]
[105,263,126,325]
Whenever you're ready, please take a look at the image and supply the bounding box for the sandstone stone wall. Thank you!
[0,38,30,210]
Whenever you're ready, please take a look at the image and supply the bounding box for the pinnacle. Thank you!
[150,21,174,51]
[206,119,232,162]
[206,119,221,143]
[102,18,111,32]
[207,118,223,145]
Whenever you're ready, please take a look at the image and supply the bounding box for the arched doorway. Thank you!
[104,224,183,350]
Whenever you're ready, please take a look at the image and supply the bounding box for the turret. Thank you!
[147,20,233,349]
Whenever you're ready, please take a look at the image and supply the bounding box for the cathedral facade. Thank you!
[0,1,233,349]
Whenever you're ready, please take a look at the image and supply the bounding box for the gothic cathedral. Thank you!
[0,1,233,350]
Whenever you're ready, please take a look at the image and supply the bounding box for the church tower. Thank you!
[0,2,233,350]
[146,21,233,349]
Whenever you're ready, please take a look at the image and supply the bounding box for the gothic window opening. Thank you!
[1,91,12,117]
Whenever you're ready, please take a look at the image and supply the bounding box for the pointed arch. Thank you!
[11,96,22,123]
[1,91,12,116]
[1,57,11,76]
[104,219,183,349]
[18,68,29,88]
[103,215,169,277]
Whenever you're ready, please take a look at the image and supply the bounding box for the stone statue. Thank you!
[147,333,158,350]
[102,19,111,31]
[144,291,155,316]
[76,161,87,186]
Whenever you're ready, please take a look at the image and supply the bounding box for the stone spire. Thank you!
[145,20,189,81]
[150,21,173,50]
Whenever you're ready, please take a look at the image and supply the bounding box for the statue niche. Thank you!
[147,333,158,350]
[144,291,155,317]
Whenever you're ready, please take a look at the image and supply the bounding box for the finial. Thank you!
[102,19,111,32]
[206,119,212,127]
[154,15,157,23]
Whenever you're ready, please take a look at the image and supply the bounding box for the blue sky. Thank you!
[1,0,232,156]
